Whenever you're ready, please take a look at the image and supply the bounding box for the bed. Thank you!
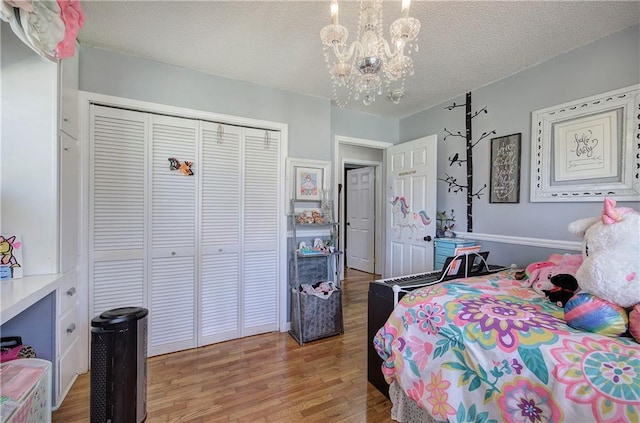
[373,268,640,423]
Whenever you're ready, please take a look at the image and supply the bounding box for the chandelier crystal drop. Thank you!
[320,0,420,108]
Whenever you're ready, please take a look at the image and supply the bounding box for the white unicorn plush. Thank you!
[568,197,639,308]
[564,197,639,341]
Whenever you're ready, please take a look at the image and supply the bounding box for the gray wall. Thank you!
[331,107,399,145]
[400,24,640,266]
[79,25,639,269]
[79,46,400,161]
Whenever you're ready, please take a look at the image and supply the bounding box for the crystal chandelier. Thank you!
[320,0,420,107]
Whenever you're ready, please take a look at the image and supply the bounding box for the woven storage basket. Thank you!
[290,288,343,344]
[290,255,330,288]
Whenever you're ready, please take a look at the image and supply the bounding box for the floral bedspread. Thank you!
[374,270,640,423]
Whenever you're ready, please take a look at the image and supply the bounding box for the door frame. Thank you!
[334,135,393,279]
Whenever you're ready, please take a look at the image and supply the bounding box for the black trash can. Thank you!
[90,307,148,423]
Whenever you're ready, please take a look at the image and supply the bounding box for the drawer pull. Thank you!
[66,323,76,334]
[171,251,176,256]
[66,287,76,296]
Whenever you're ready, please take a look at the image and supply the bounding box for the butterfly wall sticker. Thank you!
[168,157,194,176]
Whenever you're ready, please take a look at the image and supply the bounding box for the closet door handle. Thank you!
[66,287,76,296]
[66,323,76,334]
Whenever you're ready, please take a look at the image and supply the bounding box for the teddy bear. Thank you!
[312,210,324,224]
[525,253,582,296]
[564,197,640,341]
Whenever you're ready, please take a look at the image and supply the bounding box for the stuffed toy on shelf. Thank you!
[564,197,640,341]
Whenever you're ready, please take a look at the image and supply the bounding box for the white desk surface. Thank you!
[1,274,63,324]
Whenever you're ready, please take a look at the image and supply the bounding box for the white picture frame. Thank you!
[295,166,323,200]
[285,158,331,202]
[530,84,640,202]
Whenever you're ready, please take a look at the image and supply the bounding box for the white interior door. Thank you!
[346,167,375,273]
[384,135,437,278]
[242,128,280,336]
[149,114,198,356]
[89,105,148,318]
[199,122,242,345]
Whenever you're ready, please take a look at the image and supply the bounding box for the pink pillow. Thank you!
[565,293,628,337]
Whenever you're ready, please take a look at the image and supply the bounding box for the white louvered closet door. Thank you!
[90,105,148,317]
[149,115,198,356]
[199,123,242,345]
[243,128,280,336]
[89,103,283,358]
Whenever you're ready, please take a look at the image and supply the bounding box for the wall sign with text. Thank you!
[490,133,521,204]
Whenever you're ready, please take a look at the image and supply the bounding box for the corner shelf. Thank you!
[289,199,344,345]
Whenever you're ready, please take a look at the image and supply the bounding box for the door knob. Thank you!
[423,236,432,242]
[346,222,350,226]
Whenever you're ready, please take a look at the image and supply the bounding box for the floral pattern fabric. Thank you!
[374,270,640,423]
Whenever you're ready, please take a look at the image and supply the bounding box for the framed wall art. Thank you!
[530,84,640,202]
[286,158,331,203]
[490,133,521,203]
[295,167,323,200]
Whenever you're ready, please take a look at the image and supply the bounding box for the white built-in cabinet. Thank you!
[1,25,80,409]
[56,50,81,406]
[89,105,281,356]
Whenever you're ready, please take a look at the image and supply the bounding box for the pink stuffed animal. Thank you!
[525,253,583,296]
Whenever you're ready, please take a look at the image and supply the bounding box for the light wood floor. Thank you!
[53,268,394,422]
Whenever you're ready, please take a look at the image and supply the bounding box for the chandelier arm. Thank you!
[380,37,404,60]
[333,40,360,63]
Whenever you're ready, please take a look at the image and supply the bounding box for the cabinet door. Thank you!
[149,115,197,356]
[243,128,280,336]
[199,123,242,345]
[59,52,79,138]
[59,131,79,273]
[90,105,147,317]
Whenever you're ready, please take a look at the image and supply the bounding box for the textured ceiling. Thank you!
[78,1,640,118]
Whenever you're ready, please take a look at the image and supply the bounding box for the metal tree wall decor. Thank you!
[439,92,496,232]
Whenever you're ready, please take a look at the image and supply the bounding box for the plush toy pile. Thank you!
[563,197,640,342]
[525,253,582,306]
